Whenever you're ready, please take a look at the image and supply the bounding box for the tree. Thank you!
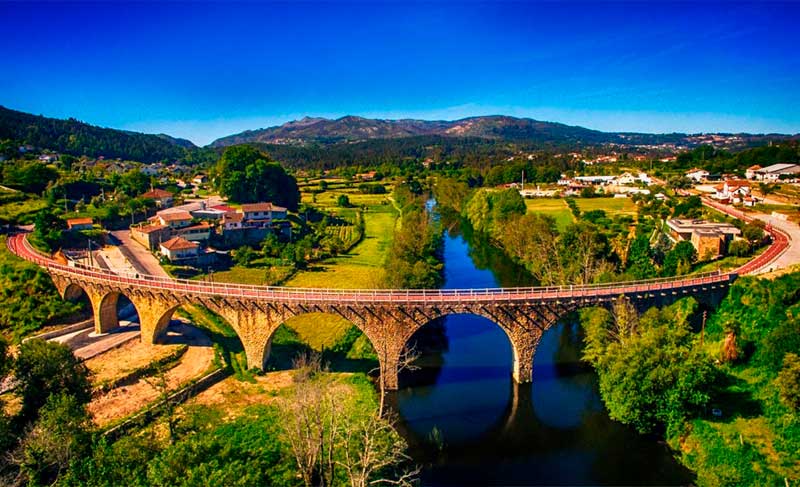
[775,353,800,411]
[338,413,419,487]
[742,222,765,243]
[627,235,657,279]
[14,393,92,486]
[490,188,526,223]
[585,299,720,434]
[337,194,351,207]
[215,145,300,211]
[662,241,697,276]
[1,161,58,194]
[233,246,257,267]
[720,319,741,363]
[14,339,91,420]
[32,209,65,251]
[728,239,751,257]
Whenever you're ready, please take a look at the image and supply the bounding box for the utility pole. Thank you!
[521,170,525,191]
[700,310,707,348]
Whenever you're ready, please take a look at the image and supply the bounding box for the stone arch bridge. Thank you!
[8,231,783,389]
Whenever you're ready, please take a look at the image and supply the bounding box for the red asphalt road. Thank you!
[8,233,740,305]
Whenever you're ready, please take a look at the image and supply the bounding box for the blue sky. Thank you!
[1,1,799,145]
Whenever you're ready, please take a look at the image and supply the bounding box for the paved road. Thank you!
[748,212,800,274]
[53,322,141,360]
[110,229,170,278]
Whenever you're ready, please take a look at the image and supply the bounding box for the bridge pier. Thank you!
[128,292,181,344]
[208,303,293,371]
[93,291,121,334]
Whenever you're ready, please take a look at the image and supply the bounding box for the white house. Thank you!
[238,203,288,225]
[714,180,751,202]
[745,165,762,180]
[160,237,199,262]
[685,168,709,182]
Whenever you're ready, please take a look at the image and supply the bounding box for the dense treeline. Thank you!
[382,179,443,289]
[580,273,800,485]
[669,142,800,175]
[449,182,767,285]
[0,106,200,163]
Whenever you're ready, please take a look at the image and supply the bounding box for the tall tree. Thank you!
[215,145,300,210]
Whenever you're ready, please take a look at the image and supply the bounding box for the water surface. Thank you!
[391,222,693,486]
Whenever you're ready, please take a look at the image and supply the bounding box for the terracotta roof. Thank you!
[141,188,173,199]
[240,202,287,213]
[160,236,199,251]
[158,210,193,222]
[685,168,708,174]
[747,165,762,171]
[134,224,167,234]
[224,212,244,222]
[66,217,93,226]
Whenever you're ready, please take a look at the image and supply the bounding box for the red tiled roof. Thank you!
[158,210,192,222]
[141,188,173,199]
[224,212,244,222]
[239,202,287,213]
[160,236,198,251]
[66,217,93,226]
[134,224,167,234]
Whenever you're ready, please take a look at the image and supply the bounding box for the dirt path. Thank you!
[88,322,214,427]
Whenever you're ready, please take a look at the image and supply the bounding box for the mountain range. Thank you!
[211,115,633,147]
[208,115,797,148]
[1,105,797,163]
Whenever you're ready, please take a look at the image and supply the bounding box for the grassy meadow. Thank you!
[524,198,574,230]
[281,182,397,351]
[576,196,638,216]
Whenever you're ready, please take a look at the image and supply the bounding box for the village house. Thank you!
[685,168,710,182]
[159,236,200,262]
[66,217,94,231]
[237,202,288,226]
[130,223,170,250]
[173,221,213,242]
[221,212,244,231]
[713,180,752,204]
[356,171,377,181]
[140,188,174,208]
[745,165,762,180]
[154,210,193,229]
[666,219,742,260]
[192,174,208,185]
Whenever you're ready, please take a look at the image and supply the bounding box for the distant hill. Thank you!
[209,114,797,149]
[209,115,618,147]
[0,105,196,163]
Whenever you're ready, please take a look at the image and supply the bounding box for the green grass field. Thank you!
[210,265,295,286]
[576,197,637,216]
[0,196,48,224]
[281,192,398,349]
[285,209,395,289]
[524,199,574,230]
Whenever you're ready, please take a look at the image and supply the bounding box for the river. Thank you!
[388,216,693,485]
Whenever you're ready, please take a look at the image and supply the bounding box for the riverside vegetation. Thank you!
[436,178,798,485]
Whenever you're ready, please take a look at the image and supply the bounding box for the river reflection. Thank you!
[387,225,693,486]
